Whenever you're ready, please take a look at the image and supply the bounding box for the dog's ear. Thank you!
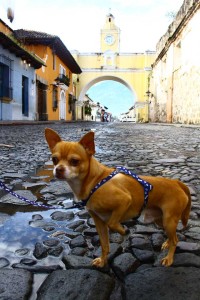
[45,128,62,152]
[79,131,95,155]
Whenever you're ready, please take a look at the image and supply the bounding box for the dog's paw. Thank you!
[161,240,169,250]
[161,256,173,267]
[92,257,105,268]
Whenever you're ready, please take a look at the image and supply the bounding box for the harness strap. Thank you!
[82,166,153,219]
[81,169,119,203]
[116,166,153,219]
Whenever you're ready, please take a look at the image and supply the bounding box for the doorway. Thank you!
[37,81,48,121]
[22,76,29,117]
[59,90,66,120]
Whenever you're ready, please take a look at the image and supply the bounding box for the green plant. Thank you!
[85,105,92,115]
[55,74,70,86]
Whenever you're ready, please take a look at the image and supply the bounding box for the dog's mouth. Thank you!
[53,165,79,181]
[54,166,67,180]
[55,173,65,180]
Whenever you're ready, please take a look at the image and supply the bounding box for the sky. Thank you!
[1,0,183,53]
[88,80,134,117]
[1,0,184,117]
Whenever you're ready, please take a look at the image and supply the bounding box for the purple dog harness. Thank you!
[81,166,153,218]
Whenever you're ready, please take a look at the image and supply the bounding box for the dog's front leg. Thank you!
[107,197,131,235]
[89,211,109,268]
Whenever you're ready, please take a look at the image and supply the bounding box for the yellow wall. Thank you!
[74,53,152,69]
[72,13,155,122]
[0,21,12,35]
[24,44,73,121]
[100,13,120,53]
[73,51,155,122]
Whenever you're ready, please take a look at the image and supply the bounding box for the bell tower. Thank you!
[100,11,120,53]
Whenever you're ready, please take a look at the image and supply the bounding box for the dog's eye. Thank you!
[52,156,59,165]
[70,158,79,166]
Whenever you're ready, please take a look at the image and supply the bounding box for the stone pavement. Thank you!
[0,122,200,299]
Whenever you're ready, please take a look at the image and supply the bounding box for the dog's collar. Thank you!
[81,166,153,218]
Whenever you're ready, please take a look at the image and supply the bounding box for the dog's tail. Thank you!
[178,181,191,227]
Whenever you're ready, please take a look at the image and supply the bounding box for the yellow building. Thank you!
[72,13,155,122]
[15,30,82,121]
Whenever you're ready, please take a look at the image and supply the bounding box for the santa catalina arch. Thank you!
[72,12,155,122]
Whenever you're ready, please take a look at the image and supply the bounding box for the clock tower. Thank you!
[100,12,120,53]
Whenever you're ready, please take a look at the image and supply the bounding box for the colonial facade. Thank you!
[149,0,200,124]
[0,19,44,120]
[72,13,155,122]
[14,30,82,121]
[0,18,82,121]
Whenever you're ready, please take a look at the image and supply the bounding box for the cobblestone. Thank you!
[0,122,200,299]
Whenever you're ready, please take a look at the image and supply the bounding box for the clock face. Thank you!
[105,34,115,45]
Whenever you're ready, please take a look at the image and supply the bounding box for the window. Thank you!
[68,94,73,113]
[103,50,115,67]
[0,63,11,98]
[59,65,66,76]
[52,49,56,70]
[52,86,58,110]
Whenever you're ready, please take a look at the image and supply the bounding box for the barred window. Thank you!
[52,86,58,109]
[0,63,10,98]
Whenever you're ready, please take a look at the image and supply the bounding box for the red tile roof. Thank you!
[0,31,45,69]
[14,29,82,74]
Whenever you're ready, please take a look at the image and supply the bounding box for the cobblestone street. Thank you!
[0,122,200,299]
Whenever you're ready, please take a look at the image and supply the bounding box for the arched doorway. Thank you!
[59,89,66,120]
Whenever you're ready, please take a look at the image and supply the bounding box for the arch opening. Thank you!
[78,76,136,117]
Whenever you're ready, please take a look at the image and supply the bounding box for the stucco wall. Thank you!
[25,44,73,121]
[149,0,200,124]
[0,45,36,120]
[173,66,200,124]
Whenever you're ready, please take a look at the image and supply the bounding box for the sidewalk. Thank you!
[150,122,200,129]
[0,120,60,126]
[0,120,200,128]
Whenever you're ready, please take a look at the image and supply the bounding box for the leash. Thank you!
[0,180,86,210]
[0,167,153,215]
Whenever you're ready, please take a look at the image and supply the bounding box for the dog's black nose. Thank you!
[55,165,65,178]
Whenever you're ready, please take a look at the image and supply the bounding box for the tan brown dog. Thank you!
[45,128,191,268]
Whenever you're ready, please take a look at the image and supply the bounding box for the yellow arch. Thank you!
[78,75,136,103]
[73,50,156,122]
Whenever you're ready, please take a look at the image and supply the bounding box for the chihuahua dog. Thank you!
[45,128,191,268]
